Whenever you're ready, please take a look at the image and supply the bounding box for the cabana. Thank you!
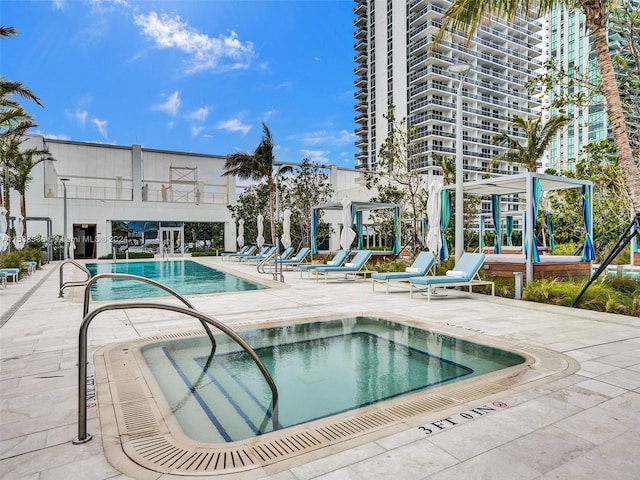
[444,172,594,284]
[310,201,401,256]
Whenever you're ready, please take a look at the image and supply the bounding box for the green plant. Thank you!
[523,276,639,317]
[370,258,413,273]
[191,250,219,257]
[98,252,154,260]
[0,251,22,269]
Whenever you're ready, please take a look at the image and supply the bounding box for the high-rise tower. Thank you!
[548,1,639,171]
[354,0,544,183]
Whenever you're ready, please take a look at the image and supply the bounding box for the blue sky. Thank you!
[2,0,358,167]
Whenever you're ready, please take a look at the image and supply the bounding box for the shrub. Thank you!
[98,252,154,260]
[191,250,219,257]
[523,276,639,317]
[370,257,412,273]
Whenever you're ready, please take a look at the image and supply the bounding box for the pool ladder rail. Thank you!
[58,259,92,298]
[56,264,280,445]
[257,249,285,282]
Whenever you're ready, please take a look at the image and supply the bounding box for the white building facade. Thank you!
[9,136,372,259]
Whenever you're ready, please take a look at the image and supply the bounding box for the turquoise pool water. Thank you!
[85,260,267,300]
[141,316,526,443]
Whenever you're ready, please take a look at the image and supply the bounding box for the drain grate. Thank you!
[386,395,457,418]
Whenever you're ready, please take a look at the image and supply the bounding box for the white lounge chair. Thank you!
[270,247,311,269]
[315,250,373,283]
[241,246,278,263]
[409,253,494,300]
[221,245,251,260]
[299,250,349,278]
[371,251,436,293]
[227,245,257,261]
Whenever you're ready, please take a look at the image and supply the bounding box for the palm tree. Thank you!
[223,123,292,246]
[431,152,456,185]
[1,109,37,239]
[436,0,640,221]
[489,115,571,172]
[8,142,54,238]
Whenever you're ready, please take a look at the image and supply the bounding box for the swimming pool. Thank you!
[85,260,267,300]
[141,316,525,443]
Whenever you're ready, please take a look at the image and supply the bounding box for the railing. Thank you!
[73,302,279,444]
[257,250,284,282]
[80,273,214,346]
[58,259,91,297]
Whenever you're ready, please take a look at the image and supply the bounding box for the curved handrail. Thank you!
[82,273,215,346]
[256,250,277,273]
[257,250,285,282]
[73,302,279,444]
[59,259,92,297]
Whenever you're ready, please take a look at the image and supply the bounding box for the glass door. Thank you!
[160,225,184,257]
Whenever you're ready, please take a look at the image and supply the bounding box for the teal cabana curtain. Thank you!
[581,185,596,261]
[523,211,529,259]
[632,223,639,253]
[479,215,485,252]
[311,208,319,254]
[491,195,501,254]
[505,215,513,246]
[547,214,555,251]
[531,177,542,263]
[392,206,401,254]
[355,209,363,249]
[439,189,451,260]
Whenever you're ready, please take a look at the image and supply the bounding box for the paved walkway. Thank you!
[1,257,639,479]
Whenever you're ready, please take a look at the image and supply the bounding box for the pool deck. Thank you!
[1,257,639,479]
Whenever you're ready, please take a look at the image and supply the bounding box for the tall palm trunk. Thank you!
[588,6,640,217]
[20,193,26,238]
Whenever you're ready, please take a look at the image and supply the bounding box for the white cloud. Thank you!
[89,0,131,11]
[92,118,108,137]
[263,108,276,121]
[35,131,70,140]
[293,129,357,147]
[216,118,251,136]
[300,149,330,163]
[65,108,88,127]
[186,106,210,123]
[134,12,255,73]
[154,91,181,116]
[52,0,68,10]
[191,126,205,137]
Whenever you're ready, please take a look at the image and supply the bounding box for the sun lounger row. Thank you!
[300,250,493,301]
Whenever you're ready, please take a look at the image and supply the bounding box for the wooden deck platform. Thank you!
[482,254,591,282]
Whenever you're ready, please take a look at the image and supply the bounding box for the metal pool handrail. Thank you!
[81,273,215,345]
[58,259,91,297]
[257,250,284,282]
[73,302,279,444]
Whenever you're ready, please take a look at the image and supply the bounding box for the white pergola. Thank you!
[444,172,594,284]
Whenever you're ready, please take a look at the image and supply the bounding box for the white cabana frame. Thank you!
[444,172,594,284]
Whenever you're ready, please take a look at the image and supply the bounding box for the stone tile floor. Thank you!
[1,257,639,479]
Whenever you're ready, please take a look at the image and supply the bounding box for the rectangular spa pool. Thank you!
[85,260,267,300]
[141,316,526,443]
